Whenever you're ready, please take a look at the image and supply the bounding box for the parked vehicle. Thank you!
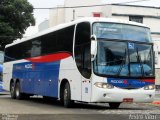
[3,18,155,108]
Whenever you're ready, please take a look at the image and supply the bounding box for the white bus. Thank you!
[3,18,155,108]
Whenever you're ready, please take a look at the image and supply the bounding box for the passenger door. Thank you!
[74,22,92,102]
[81,45,92,102]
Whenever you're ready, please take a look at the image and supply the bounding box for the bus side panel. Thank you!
[3,60,28,92]
[12,61,60,97]
[42,65,59,97]
[59,57,82,101]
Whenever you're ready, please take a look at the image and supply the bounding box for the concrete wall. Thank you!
[111,5,160,33]
[111,15,128,21]
[112,5,160,16]
[144,18,160,33]
[64,0,106,22]
[154,39,160,68]
[49,6,65,27]
[153,38,160,85]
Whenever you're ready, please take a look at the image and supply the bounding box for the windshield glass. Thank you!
[94,40,154,78]
[93,23,152,42]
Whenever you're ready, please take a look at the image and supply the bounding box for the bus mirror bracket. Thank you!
[91,34,97,61]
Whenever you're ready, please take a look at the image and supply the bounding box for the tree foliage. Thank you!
[0,0,35,50]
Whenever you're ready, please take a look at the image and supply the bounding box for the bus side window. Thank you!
[75,22,91,79]
[57,25,74,54]
[31,38,41,57]
[41,32,57,55]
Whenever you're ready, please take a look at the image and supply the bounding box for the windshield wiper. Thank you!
[136,48,144,77]
[116,48,127,76]
[146,47,152,62]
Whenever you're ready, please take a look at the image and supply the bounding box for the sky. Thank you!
[25,0,64,37]
[25,0,160,37]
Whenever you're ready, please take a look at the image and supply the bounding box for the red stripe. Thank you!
[140,79,155,83]
[26,52,71,63]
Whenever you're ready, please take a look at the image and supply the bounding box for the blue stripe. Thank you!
[13,61,60,97]
[107,78,152,89]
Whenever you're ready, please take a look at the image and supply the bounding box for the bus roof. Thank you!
[6,17,149,48]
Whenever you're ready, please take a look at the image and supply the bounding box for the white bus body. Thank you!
[3,18,155,108]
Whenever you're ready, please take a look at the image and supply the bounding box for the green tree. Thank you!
[0,0,35,50]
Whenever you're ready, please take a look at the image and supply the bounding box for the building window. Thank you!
[93,13,101,17]
[129,16,143,23]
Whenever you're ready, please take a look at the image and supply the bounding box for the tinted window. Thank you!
[5,41,32,62]
[41,32,57,55]
[5,25,75,62]
[31,38,41,57]
[57,25,74,53]
[74,22,91,78]
[41,25,74,55]
[129,16,143,23]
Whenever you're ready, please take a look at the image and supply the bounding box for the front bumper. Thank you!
[91,86,155,103]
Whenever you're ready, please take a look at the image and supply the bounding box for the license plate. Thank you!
[123,98,133,103]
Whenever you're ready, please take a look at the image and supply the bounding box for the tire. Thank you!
[10,81,16,99]
[109,102,121,109]
[63,82,74,108]
[15,82,28,100]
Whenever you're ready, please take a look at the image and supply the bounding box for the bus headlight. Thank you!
[144,84,155,90]
[94,82,114,89]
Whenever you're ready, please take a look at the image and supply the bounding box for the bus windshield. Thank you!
[93,22,152,42]
[93,22,154,78]
[94,40,154,77]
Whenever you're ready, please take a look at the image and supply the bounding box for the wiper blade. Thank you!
[116,48,127,76]
[136,48,144,76]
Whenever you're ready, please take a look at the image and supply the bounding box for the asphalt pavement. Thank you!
[0,93,159,120]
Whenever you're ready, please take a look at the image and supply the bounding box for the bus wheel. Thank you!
[109,102,121,109]
[63,82,74,108]
[15,82,26,100]
[10,81,16,99]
